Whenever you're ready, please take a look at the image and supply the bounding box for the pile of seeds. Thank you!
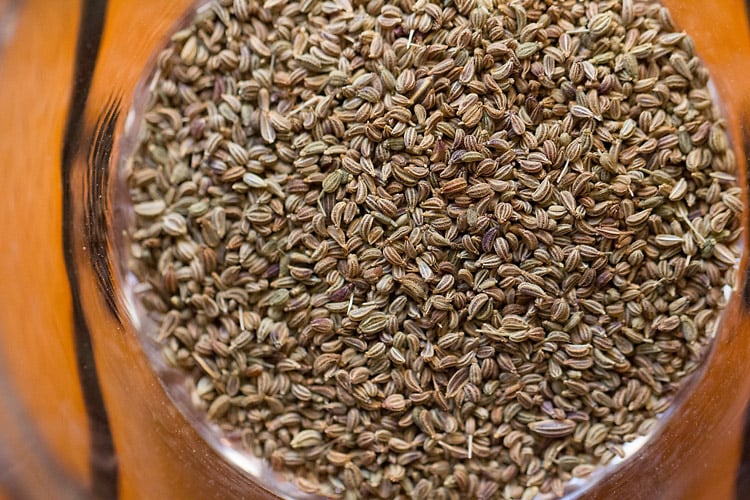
[126,0,743,497]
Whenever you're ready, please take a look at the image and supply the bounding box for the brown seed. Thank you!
[654,234,684,247]
[516,42,539,59]
[128,1,742,496]
[528,419,577,438]
[134,200,166,217]
[588,12,613,37]
[669,178,688,201]
[383,394,407,412]
[291,430,323,449]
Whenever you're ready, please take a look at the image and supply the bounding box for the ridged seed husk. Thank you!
[127,0,743,498]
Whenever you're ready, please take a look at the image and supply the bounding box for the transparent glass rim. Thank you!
[107,0,747,498]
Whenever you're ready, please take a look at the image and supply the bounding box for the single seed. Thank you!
[528,419,577,438]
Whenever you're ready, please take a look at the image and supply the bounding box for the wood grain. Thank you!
[0,0,90,490]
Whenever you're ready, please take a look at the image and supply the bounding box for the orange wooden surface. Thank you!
[0,0,90,490]
[0,0,749,499]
